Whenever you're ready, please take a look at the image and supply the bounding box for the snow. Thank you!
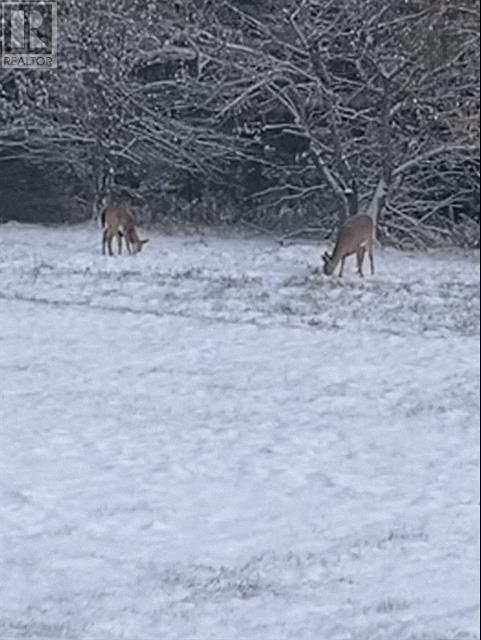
[0,223,479,640]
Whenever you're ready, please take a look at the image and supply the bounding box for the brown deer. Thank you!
[322,214,375,278]
[101,205,149,256]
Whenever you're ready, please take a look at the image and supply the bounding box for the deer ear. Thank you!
[142,239,150,245]
[322,252,330,263]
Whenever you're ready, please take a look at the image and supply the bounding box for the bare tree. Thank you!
[0,0,478,244]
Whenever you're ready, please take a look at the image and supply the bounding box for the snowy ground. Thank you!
[0,223,479,640]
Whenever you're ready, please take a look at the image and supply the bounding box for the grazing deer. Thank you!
[101,205,149,256]
[322,214,375,278]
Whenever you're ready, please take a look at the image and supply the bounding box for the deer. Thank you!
[101,205,149,256]
[322,214,376,278]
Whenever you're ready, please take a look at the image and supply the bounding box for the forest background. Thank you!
[0,0,479,247]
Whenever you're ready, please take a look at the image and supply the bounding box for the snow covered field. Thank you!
[0,223,479,640]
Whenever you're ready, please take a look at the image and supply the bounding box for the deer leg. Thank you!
[117,232,123,255]
[369,243,375,275]
[107,232,114,256]
[339,256,347,278]
[357,247,366,278]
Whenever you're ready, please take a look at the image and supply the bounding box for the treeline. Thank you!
[0,0,479,246]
